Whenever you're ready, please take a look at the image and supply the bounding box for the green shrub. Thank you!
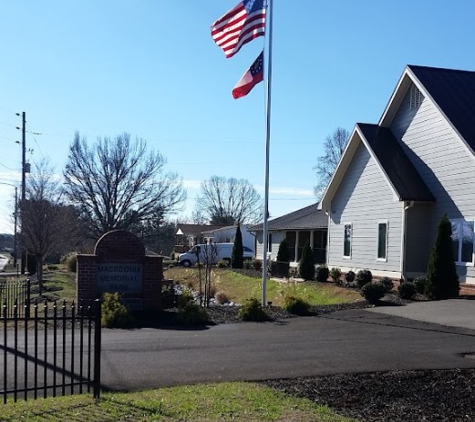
[251,260,262,271]
[298,241,315,281]
[238,298,268,322]
[271,261,289,278]
[217,260,228,268]
[425,214,459,300]
[329,267,342,283]
[345,271,356,283]
[177,289,194,308]
[398,282,417,300]
[161,285,176,309]
[101,292,133,328]
[243,260,252,270]
[283,296,310,315]
[356,269,372,288]
[177,302,210,325]
[414,276,427,294]
[360,282,385,304]
[380,277,395,293]
[315,265,330,282]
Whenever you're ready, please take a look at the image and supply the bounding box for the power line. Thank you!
[0,162,18,171]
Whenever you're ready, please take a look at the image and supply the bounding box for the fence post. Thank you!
[93,299,102,399]
[25,279,30,318]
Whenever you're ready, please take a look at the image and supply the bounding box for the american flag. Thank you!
[211,0,266,59]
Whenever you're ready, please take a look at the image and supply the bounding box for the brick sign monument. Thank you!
[76,230,163,311]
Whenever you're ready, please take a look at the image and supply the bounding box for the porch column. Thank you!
[295,231,299,262]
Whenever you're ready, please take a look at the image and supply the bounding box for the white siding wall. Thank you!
[254,231,284,261]
[391,84,475,282]
[329,142,403,277]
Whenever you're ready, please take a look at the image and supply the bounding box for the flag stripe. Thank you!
[211,1,266,58]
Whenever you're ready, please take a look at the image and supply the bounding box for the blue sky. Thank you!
[1,0,474,234]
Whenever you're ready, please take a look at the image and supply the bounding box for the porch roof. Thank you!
[250,203,327,232]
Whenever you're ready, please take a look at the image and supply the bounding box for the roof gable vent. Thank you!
[410,84,423,110]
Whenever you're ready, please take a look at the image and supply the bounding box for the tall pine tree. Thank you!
[425,214,459,300]
[276,238,290,263]
[231,224,244,269]
[298,241,315,281]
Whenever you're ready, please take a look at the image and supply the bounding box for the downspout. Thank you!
[400,201,414,281]
[325,204,331,266]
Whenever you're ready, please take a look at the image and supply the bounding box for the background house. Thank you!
[174,224,223,256]
[319,65,475,284]
[201,225,255,251]
[250,203,328,266]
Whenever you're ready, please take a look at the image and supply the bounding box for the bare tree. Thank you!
[63,132,186,238]
[194,176,262,225]
[200,243,218,307]
[313,127,350,199]
[21,160,73,295]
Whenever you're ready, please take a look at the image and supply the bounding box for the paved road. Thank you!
[100,307,475,391]
[3,300,475,393]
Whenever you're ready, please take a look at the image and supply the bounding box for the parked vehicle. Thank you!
[178,243,254,267]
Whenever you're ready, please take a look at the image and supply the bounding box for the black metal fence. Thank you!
[0,279,31,318]
[1,299,101,403]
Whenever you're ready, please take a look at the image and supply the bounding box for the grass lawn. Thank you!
[41,266,76,303]
[165,267,361,307]
[0,382,353,422]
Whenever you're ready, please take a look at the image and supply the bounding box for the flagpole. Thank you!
[261,0,273,307]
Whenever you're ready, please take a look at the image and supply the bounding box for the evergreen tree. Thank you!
[425,214,459,300]
[231,225,244,269]
[276,238,289,262]
[274,238,290,278]
[298,241,315,281]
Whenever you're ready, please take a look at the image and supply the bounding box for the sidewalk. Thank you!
[366,298,475,331]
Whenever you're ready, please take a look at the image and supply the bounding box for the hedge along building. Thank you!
[76,230,163,311]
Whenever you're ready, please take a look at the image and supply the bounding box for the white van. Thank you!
[178,243,254,267]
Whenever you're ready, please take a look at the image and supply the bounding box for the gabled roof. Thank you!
[319,64,475,211]
[357,123,434,202]
[319,123,435,211]
[381,65,475,153]
[250,203,327,232]
[202,224,252,235]
[175,224,223,236]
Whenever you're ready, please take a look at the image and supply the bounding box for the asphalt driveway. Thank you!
[365,298,475,331]
[100,301,475,391]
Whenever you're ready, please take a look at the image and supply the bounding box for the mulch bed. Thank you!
[261,368,475,422]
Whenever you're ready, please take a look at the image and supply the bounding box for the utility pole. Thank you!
[13,187,18,269]
[16,111,26,274]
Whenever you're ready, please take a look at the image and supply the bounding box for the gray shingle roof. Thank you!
[250,203,327,232]
[408,65,475,153]
[357,123,435,202]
